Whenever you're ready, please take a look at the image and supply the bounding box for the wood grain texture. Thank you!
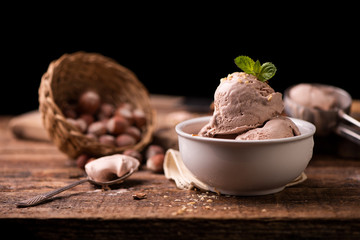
[1,97,360,239]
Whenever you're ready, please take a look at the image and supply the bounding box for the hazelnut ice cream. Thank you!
[235,116,300,140]
[85,154,139,182]
[289,83,337,111]
[199,72,284,137]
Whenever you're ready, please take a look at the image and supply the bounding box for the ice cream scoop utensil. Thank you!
[284,84,360,145]
[338,109,360,128]
[16,169,135,208]
[335,110,360,145]
[335,123,360,145]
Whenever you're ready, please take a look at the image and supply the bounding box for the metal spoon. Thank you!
[284,83,360,145]
[16,169,135,208]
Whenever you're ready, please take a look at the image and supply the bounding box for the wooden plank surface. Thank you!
[1,96,360,239]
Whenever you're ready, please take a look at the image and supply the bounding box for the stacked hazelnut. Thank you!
[64,90,165,173]
[64,90,146,148]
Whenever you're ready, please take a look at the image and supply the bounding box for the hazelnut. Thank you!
[78,90,101,115]
[124,126,141,141]
[106,116,128,135]
[76,154,90,169]
[123,149,143,162]
[118,102,133,111]
[116,134,136,147]
[85,132,98,141]
[100,117,110,125]
[98,103,115,120]
[75,118,88,133]
[145,144,165,159]
[98,134,116,146]
[115,106,134,125]
[63,105,77,119]
[146,153,165,173]
[88,121,107,136]
[66,118,87,133]
[79,114,94,126]
[133,108,146,128]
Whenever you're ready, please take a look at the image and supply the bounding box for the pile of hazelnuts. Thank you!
[63,90,165,173]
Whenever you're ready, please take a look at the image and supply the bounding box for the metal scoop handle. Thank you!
[16,169,135,208]
[336,110,360,145]
[335,124,360,145]
[338,110,360,128]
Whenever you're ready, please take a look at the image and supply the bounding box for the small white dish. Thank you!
[175,116,316,196]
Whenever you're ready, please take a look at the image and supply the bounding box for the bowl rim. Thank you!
[175,116,316,144]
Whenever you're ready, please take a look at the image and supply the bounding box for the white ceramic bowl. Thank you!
[175,116,316,196]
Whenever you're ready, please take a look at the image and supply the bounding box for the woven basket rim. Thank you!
[39,51,155,159]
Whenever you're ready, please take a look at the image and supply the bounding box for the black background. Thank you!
[2,6,358,115]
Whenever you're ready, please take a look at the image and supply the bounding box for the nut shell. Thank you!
[78,90,101,115]
[107,116,128,135]
[146,153,165,173]
[38,51,154,159]
[116,134,137,147]
[145,145,165,159]
[88,121,107,136]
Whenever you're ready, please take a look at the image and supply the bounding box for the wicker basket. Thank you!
[39,51,154,159]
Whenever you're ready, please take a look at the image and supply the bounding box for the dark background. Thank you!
[2,6,358,115]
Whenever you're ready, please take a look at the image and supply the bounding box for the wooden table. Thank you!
[1,95,360,239]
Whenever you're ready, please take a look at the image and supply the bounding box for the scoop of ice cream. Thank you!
[199,72,284,137]
[289,83,337,111]
[235,116,300,140]
[85,154,139,182]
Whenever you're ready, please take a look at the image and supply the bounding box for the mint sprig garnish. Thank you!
[234,55,277,82]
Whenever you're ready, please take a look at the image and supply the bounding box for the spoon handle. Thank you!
[16,179,89,208]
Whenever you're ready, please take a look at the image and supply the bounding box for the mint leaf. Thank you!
[234,55,277,82]
[253,60,261,75]
[234,56,255,74]
[258,62,277,82]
